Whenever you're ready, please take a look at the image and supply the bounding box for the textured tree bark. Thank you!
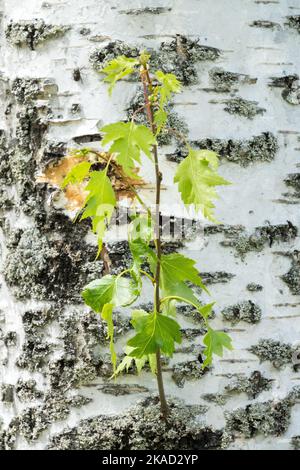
[0,0,300,450]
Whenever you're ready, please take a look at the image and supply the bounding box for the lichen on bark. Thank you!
[172,360,209,387]
[269,74,300,105]
[286,16,300,34]
[281,250,300,295]
[250,339,296,369]
[168,132,278,166]
[225,399,292,438]
[209,67,257,93]
[223,97,265,119]
[219,222,297,260]
[222,301,262,325]
[49,397,221,450]
[5,19,69,50]
[284,173,300,198]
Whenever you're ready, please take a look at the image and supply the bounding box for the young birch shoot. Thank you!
[62,52,233,419]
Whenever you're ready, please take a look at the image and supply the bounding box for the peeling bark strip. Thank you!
[0,0,300,450]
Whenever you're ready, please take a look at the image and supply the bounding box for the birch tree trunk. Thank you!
[0,0,299,450]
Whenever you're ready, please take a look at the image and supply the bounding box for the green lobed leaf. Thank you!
[162,279,202,311]
[82,274,139,313]
[101,122,156,177]
[82,274,140,372]
[113,345,156,377]
[127,311,182,358]
[113,355,133,376]
[154,108,168,135]
[101,56,139,95]
[130,308,148,328]
[160,253,208,293]
[61,161,92,188]
[202,328,233,368]
[174,148,231,222]
[155,71,182,106]
[161,298,177,317]
[148,353,157,374]
[153,71,181,135]
[148,252,208,312]
[80,170,116,252]
[198,302,215,319]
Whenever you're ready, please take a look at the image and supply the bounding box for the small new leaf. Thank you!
[114,354,133,376]
[154,71,181,134]
[154,108,167,135]
[61,161,92,188]
[127,312,182,358]
[174,148,231,222]
[101,122,156,177]
[139,51,151,67]
[113,345,156,377]
[101,56,139,95]
[202,328,233,368]
[155,71,181,106]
